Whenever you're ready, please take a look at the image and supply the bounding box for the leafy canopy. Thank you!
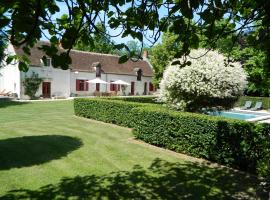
[1,0,270,71]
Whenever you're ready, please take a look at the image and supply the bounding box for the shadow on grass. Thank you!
[0,101,29,108]
[0,135,82,170]
[1,158,261,199]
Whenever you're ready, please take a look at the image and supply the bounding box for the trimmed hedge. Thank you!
[236,96,270,109]
[74,98,270,177]
[132,106,270,176]
[74,98,157,127]
[103,96,159,104]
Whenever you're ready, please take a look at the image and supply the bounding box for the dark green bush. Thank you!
[74,98,270,177]
[103,96,159,104]
[74,98,152,127]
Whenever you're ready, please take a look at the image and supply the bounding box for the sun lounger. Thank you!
[0,89,6,95]
[250,101,263,111]
[240,101,252,110]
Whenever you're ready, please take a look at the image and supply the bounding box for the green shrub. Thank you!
[236,96,270,109]
[131,106,270,176]
[74,98,270,177]
[74,98,150,127]
[103,96,159,104]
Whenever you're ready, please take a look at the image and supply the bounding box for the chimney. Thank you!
[143,50,148,60]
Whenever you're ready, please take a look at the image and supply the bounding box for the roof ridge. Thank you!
[70,49,121,58]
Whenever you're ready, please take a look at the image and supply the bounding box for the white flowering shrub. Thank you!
[158,49,247,112]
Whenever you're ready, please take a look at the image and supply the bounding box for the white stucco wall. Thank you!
[20,66,70,99]
[0,44,21,97]
[106,74,153,95]
[70,71,96,96]
[70,71,153,96]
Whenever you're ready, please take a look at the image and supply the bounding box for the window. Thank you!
[149,82,154,91]
[76,79,88,91]
[110,81,117,91]
[96,83,100,91]
[42,56,51,67]
[137,69,142,81]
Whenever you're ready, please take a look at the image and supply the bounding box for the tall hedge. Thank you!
[74,98,270,177]
[74,98,151,127]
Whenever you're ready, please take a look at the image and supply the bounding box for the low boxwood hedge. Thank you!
[74,98,158,127]
[74,98,270,177]
[103,96,159,104]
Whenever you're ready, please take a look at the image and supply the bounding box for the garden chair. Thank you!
[250,101,263,111]
[0,89,6,95]
[240,101,252,110]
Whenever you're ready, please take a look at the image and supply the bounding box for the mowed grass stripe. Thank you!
[0,100,259,199]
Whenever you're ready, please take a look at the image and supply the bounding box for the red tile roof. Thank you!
[14,41,153,77]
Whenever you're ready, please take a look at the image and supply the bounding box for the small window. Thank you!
[76,79,88,91]
[42,56,51,67]
[110,81,117,91]
[137,69,142,81]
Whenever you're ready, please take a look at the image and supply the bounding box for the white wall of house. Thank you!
[106,74,153,95]
[70,72,153,96]
[70,71,96,96]
[20,66,70,99]
[0,44,21,97]
[2,43,154,99]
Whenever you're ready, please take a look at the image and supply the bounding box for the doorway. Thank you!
[42,82,51,98]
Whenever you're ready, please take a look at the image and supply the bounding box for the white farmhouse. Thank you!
[0,41,155,99]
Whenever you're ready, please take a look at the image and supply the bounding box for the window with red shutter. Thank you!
[110,81,114,91]
[85,81,89,91]
[76,79,88,91]
[149,82,154,91]
[96,83,100,91]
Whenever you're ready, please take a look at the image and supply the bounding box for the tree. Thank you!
[150,32,180,86]
[1,1,270,71]
[200,25,270,97]
[0,35,7,65]
[158,49,247,112]
[23,72,42,99]
[74,23,116,54]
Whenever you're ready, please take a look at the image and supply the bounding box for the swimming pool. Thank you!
[209,111,269,120]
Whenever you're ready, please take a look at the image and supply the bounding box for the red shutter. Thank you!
[118,84,120,91]
[85,81,89,91]
[96,83,100,91]
[76,80,80,91]
[149,82,153,91]
[110,82,113,91]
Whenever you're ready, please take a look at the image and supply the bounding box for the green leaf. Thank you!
[0,18,10,28]
[118,55,129,64]
[18,62,29,72]
[6,56,14,65]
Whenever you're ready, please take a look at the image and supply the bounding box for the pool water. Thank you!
[209,111,262,120]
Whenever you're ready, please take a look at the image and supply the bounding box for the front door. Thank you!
[131,82,135,95]
[42,82,51,98]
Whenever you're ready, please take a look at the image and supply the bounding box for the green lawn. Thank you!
[0,100,259,199]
